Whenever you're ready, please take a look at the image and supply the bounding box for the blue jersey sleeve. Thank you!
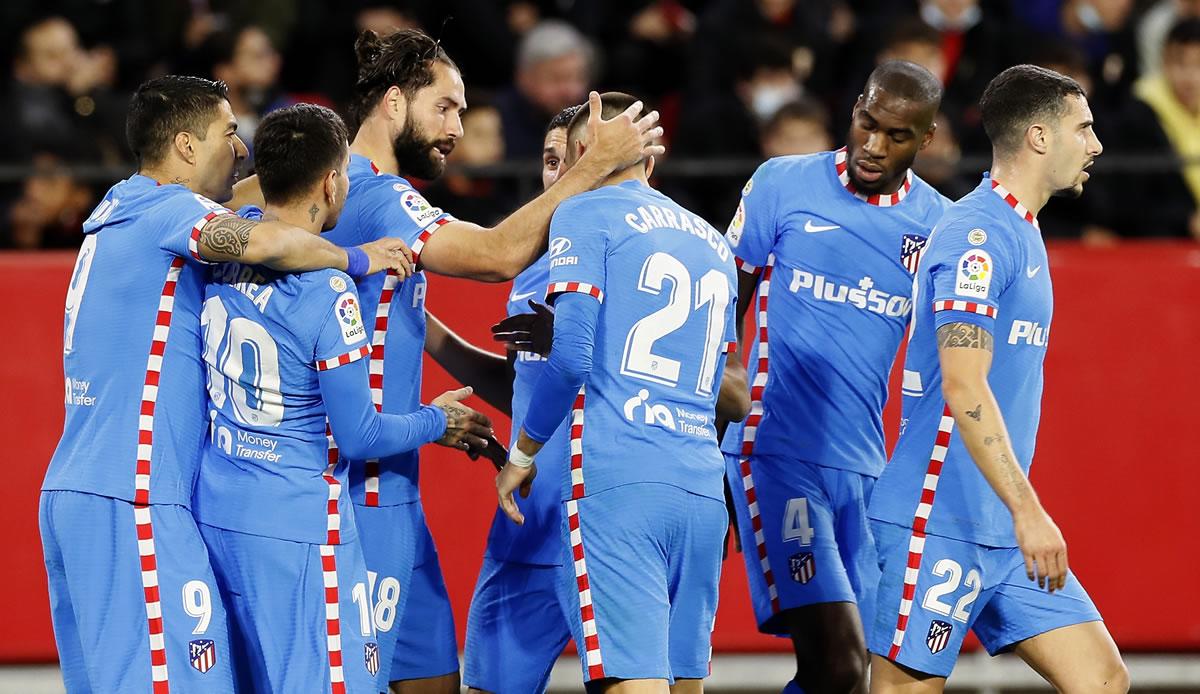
[520,293,599,444]
[724,161,780,273]
[314,283,371,364]
[544,197,608,305]
[928,219,1019,333]
[159,191,231,267]
[358,181,455,260]
[318,360,447,461]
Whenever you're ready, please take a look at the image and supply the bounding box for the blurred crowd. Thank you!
[4,0,1200,248]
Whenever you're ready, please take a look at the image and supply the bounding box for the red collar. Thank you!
[989,178,1039,230]
[833,148,913,207]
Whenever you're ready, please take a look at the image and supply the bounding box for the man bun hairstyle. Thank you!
[127,75,229,167]
[347,28,459,136]
[254,103,349,205]
[980,64,1085,155]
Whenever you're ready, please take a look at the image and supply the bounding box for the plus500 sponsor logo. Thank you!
[787,269,911,317]
[1008,320,1049,346]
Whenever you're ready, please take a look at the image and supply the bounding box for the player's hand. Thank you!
[497,461,537,525]
[584,90,665,174]
[359,238,416,279]
[490,300,554,357]
[466,434,508,472]
[1013,504,1068,592]
[431,387,493,451]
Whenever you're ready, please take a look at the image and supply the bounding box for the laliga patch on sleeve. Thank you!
[193,193,230,214]
[727,199,746,247]
[393,185,444,227]
[335,292,366,345]
[956,249,993,299]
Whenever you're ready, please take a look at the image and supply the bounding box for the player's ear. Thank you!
[324,169,338,206]
[645,155,656,177]
[385,85,408,125]
[920,121,936,151]
[1027,123,1049,155]
[173,131,196,165]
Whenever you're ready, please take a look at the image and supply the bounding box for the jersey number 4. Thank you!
[202,296,284,427]
[620,252,730,397]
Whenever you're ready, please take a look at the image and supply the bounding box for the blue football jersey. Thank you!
[484,255,568,565]
[44,175,228,506]
[192,243,371,544]
[323,155,455,507]
[720,150,950,477]
[869,176,1053,547]
[543,179,738,502]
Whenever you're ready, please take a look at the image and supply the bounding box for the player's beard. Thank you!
[393,110,453,181]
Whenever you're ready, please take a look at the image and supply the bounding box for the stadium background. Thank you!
[1,0,1199,691]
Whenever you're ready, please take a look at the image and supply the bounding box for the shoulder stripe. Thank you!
[188,212,220,264]
[316,345,371,371]
[734,256,760,274]
[546,282,604,303]
[932,300,996,318]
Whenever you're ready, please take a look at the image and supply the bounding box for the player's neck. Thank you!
[138,163,197,192]
[260,200,325,236]
[989,159,1050,219]
[600,166,648,188]
[351,119,399,176]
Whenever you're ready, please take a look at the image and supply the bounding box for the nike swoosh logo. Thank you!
[1026,266,1042,278]
[804,220,841,233]
[509,291,538,302]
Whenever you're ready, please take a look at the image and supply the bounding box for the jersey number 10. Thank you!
[202,296,284,427]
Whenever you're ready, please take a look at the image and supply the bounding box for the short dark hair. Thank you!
[1165,18,1200,48]
[866,60,944,111]
[253,104,349,205]
[566,91,641,149]
[763,98,830,137]
[348,28,460,135]
[127,75,230,167]
[980,64,1086,154]
[548,103,584,135]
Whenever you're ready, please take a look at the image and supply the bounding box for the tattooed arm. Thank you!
[196,214,415,276]
[937,322,1068,591]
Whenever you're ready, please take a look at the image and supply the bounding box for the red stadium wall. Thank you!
[2,243,1198,663]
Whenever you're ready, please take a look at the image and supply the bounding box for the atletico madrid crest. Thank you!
[789,552,816,584]
[926,620,953,655]
[189,639,216,673]
[901,234,928,274]
[364,642,380,676]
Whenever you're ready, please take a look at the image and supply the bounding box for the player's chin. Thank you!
[1052,182,1085,199]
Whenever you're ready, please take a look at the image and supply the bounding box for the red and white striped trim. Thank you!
[362,270,400,507]
[887,405,955,661]
[566,499,605,681]
[734,256,760,274]
[132,257,186,692]
[316,345,370,371]
[546,282,604,304]
[932,300,997,318]
[410,217,451,266]
[319,542,347,694]
[736,256,780,615]
[834,147,914,207]
[568,388,587,499]
[187,212,220,264]
[322,461,343,545]
[724,340,738,354]
[990,179,1039,230]
[134,505,170,692]
[369,160,380,175]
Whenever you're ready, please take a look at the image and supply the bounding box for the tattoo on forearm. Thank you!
[937,323,994,351]
[200,216,254,257]
[999,452,1029,502]
[309,204,319,222]
[984,433,1005,446]
[966,404,982,421]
